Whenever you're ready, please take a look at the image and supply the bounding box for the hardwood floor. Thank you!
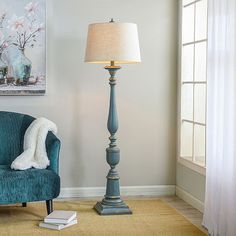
[161,196,208,234]
[57,196,208,235]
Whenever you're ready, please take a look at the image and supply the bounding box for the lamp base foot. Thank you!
[94,200,132,215]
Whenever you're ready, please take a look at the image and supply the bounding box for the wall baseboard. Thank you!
[59,185,176,199]
[176,186,204,213]
[59,185,205,213]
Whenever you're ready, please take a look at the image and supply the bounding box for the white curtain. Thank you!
[203,0,236,235]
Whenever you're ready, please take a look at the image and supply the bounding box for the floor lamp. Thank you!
[84,19,141,215]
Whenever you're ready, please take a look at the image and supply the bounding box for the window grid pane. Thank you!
[194,42,207,82]
[180,0,207,167]
[182,4,194,44]
[181,121,193,160]
[194,84,206,124]
[182,45,194,82]
[193,124,205,166]
[195,0,208,41]
[181,84,194,121]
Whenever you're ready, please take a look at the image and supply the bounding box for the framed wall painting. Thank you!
[0,0,46,95]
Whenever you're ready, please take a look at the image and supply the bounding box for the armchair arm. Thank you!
[46,131,61,174]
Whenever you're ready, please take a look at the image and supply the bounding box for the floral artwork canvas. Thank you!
[0,0,46,95]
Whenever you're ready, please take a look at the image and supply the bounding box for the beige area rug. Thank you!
[0,200,206,236]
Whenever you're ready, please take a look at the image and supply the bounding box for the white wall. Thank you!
[0,0,178,188]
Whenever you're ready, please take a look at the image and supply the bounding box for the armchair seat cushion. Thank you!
[0,166,60,204]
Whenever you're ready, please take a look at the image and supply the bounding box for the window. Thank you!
[178,0,208,174]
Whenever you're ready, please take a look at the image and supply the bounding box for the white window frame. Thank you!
[177,0,208,176]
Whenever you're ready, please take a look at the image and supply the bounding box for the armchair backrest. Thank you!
[0,111,34,165]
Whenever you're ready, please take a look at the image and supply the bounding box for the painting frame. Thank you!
[0,0,46,96]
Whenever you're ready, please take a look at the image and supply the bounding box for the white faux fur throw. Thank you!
[11,117,57,171]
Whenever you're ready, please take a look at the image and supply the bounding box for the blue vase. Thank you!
[12,50,32,85]
[0,54,8,84]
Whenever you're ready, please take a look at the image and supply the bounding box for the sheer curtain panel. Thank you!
[203,0,236,235]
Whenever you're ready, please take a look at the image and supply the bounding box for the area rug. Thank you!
[0,199,206,236]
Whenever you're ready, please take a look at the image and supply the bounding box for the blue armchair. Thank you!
[0,111,60,214]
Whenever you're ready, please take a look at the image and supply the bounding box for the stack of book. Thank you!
[39,210,77,230]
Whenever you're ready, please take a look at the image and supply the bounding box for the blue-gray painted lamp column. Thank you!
[85,19,141,215]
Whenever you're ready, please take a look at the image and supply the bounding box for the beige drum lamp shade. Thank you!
[85,22,141,64]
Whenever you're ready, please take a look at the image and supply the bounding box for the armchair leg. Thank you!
[46,200,53,215]
[22,202,27,207]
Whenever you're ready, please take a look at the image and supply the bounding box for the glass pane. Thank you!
[182,45,194,82]
[194,84,206,124]
[194,124,205,166]
[181,121,193,158]
[182,4,194,44]
[183,0,195,6]
[181,84,193,120]
[195,42,207,81]
[195,0,208,41]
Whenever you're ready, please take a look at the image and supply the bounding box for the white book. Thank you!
[44,210,77,224]
[39,219,78,230]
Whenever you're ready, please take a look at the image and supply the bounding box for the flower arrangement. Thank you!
[7,2,44,53]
